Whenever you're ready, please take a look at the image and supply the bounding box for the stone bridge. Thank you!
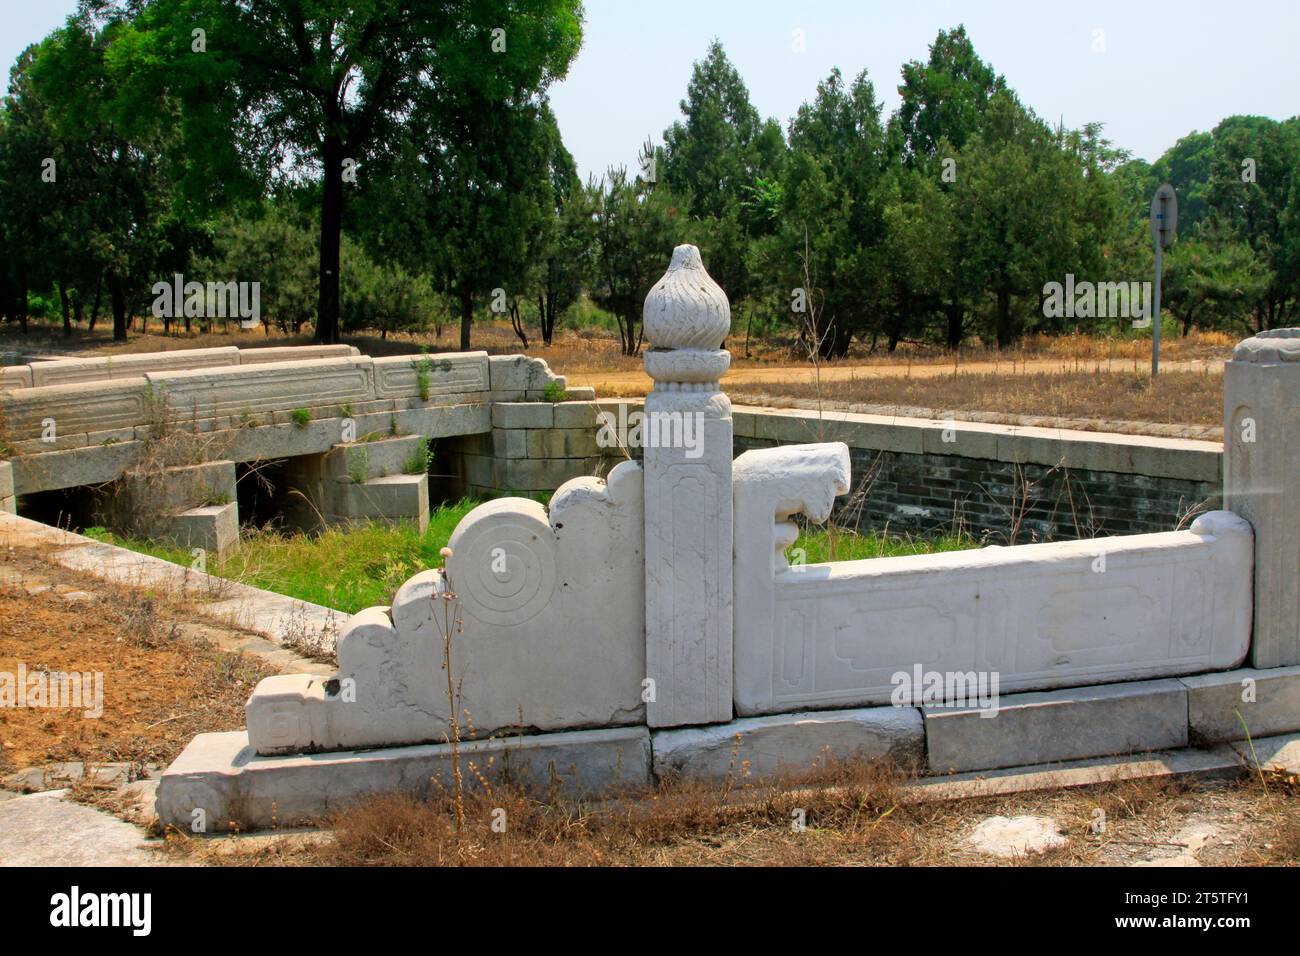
[0,344,600,554]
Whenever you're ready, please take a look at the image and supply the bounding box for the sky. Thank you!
[3,0,1297,183]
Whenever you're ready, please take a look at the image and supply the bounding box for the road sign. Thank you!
[1149,184,1178,377]
[1150,183,1178,248]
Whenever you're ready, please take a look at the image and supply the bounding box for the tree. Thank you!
[1204,115,1300,331]
[896,24,1005,164]
[590,166,683,356]
[416,91,559,350]
[956,92,1084,346]
[662,40,783,221]
[131,0,583,344]
[766,67,890,358]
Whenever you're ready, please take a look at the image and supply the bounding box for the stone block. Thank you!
[238,345,358,364]
[491,401,554,430]
[324,434,426,481]
[371,351,489,400]
[919,420,1002,460]
[0,495,14,515]
[553,401,599,429]
[1225,329,1300,667]
[923,679,1188,773]
[0,461,13,500]
[119,460,236,515]
[1182,665,1300,743]
[0,366,32,388]
[1229,732,1300,774]
[488,354,559,393]
[564,386,596,401]
[166,502,239,558]
[495,457,597,492]
[156,725,652,831]
[11,441,144,495]
[2,378,152,441]
[526,428,600,460]
[146,358,375,422]
[330,474,429,531]
[492,428,528,460]
[26,347,239,387]
[651,706,924,782]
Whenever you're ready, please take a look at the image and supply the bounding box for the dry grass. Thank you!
[162,760,1300,867]
[1,317,1233,367]
[0,547,273,774]
[734,368,1225,430]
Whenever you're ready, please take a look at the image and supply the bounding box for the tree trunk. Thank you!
[995,288,1014,349]
[59,279,72,337]
[945,302,965,350]
[110,276,128,342]
[89,276,102,332]
[314,135,345,345]
[459,287,473,351]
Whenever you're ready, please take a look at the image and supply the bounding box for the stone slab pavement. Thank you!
[0,790,178,867]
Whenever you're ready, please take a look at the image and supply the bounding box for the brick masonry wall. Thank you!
[734,435,1219,541]
[439,399,1223,542]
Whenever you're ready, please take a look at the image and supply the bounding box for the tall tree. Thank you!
[896,24,1004,164]
[590,166,682,356]
[767,67,890,358]
[131,0,583,344]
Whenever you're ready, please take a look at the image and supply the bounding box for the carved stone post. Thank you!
[1224,329,1300,667]
[642,245,734,726]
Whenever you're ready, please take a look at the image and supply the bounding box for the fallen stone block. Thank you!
[651,706,923,783]
[167,502,239,558]
[155,725,652,831]
[324,434,427,482]
[923,679,1189,773]
[1182,665,1300,743]
[330,473,429,531]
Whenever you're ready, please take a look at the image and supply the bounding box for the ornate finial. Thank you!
[643,245,731,350]
[642,245,731,386]
[1232,328,1300,364]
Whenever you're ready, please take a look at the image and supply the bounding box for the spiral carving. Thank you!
[448,515,557,627]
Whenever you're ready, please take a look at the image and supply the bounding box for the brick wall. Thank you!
[441,399,1223,543]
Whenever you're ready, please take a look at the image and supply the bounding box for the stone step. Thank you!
[923,678,1189,773]
[1182,665,1300,743]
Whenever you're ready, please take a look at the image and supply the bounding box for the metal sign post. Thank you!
[1149,183,1178,377]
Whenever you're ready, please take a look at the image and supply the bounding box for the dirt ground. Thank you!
[0,546,272,775]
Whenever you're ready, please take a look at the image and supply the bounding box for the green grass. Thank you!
[84,499,479,614]
[83,501,976,615]
[788,525,978,565]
